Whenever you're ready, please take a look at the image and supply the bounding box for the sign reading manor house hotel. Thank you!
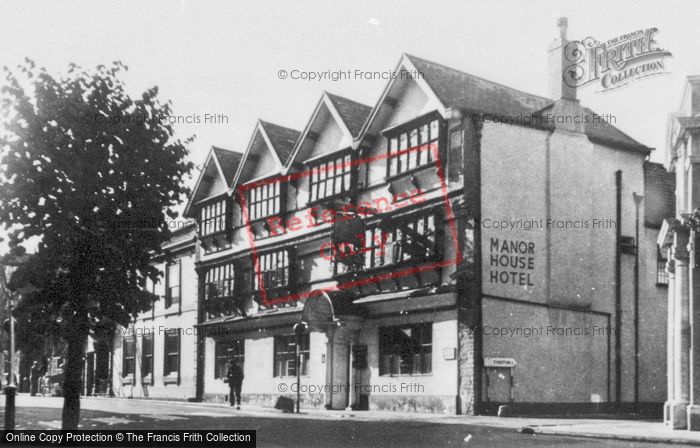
[488,238,536,287]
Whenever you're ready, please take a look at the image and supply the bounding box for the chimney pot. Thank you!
[557,17,568,39]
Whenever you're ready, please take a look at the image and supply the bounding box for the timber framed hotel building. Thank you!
[109,19,675,415]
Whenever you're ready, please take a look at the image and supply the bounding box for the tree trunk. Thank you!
[61,326,87,430]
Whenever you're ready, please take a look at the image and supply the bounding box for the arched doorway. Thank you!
[301,290,366,410]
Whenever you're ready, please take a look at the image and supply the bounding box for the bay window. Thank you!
[309,153,352,203]
[254,250,290,292]
[198,198,227,236]
[387,116,440,177]
[206,263,235,300]
[203,260,260,318]
[247,181,281,222]
[364,211,438,268]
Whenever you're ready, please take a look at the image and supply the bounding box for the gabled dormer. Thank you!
[359,54,447,144]
[234,120,298,186]
[184,146,242,252]
[285,92,371,212]
[233,120,300,238]
[355,54,450,206]
[323,55,453,288]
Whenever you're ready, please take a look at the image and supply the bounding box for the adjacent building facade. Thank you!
[110,226,198,400]
[110,19,673,415]
[660,75,700,430]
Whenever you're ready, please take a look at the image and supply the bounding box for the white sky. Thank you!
[0,0,698,254]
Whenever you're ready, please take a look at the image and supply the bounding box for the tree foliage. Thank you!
[0,59,194,428]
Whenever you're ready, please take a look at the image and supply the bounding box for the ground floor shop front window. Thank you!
[274,334,309,377]
[379,323,432,375]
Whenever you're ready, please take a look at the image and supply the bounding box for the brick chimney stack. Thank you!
[548,17,577,101]
[548,17,585,133]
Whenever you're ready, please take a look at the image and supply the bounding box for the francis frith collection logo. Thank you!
[565,27,672,92]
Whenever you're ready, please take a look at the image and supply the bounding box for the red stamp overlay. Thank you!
[237,143,461,306]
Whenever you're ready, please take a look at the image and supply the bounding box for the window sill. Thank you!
[252,288,296,304]
[199,232,232,253]
[307,191,354,209]
[161,308,181,317]
[385,161,437,184]
[198,229,228,240]
[656,283,669,288]
[335,257,441,278]
[122,376,134,385]
[141,376,153,385]
[252,231,287,242]
[246,215,283,227]
[378,373,433,378]
[163,375,179,385]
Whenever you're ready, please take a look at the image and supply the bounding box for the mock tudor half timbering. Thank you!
[109,19,674,415]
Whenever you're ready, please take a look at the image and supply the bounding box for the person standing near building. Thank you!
[29,360,40,396]
[226,360,243,409]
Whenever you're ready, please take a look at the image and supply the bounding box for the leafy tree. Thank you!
[0,59,193,429]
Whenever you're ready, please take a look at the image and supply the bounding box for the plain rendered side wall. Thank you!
[479,120,664,405]
[639,225,668,403]
[549,131,636,404]
[483,298,609,402]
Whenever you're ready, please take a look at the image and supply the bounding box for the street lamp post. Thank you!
[4,297,16,430]
[293,322,307,414]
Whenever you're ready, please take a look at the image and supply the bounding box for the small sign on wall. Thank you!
[484,357,516,368]
[443,347,456,360]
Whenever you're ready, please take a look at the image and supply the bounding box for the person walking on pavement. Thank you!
[226,360,244,409]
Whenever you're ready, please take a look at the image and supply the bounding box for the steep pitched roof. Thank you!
[644,162,675,229]
[325,93,372,137]
[406,53,549,117]
[231,120,302,188]
[184,146,243,217]
[212,146,243,185]
[259,121,300,165]
[162,223,196,248]
[283,93,372,170]
[405,54,650,153]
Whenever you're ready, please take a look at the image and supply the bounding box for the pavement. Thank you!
[2,394,700,446]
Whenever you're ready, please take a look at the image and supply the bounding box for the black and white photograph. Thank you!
[0,1,698,446]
